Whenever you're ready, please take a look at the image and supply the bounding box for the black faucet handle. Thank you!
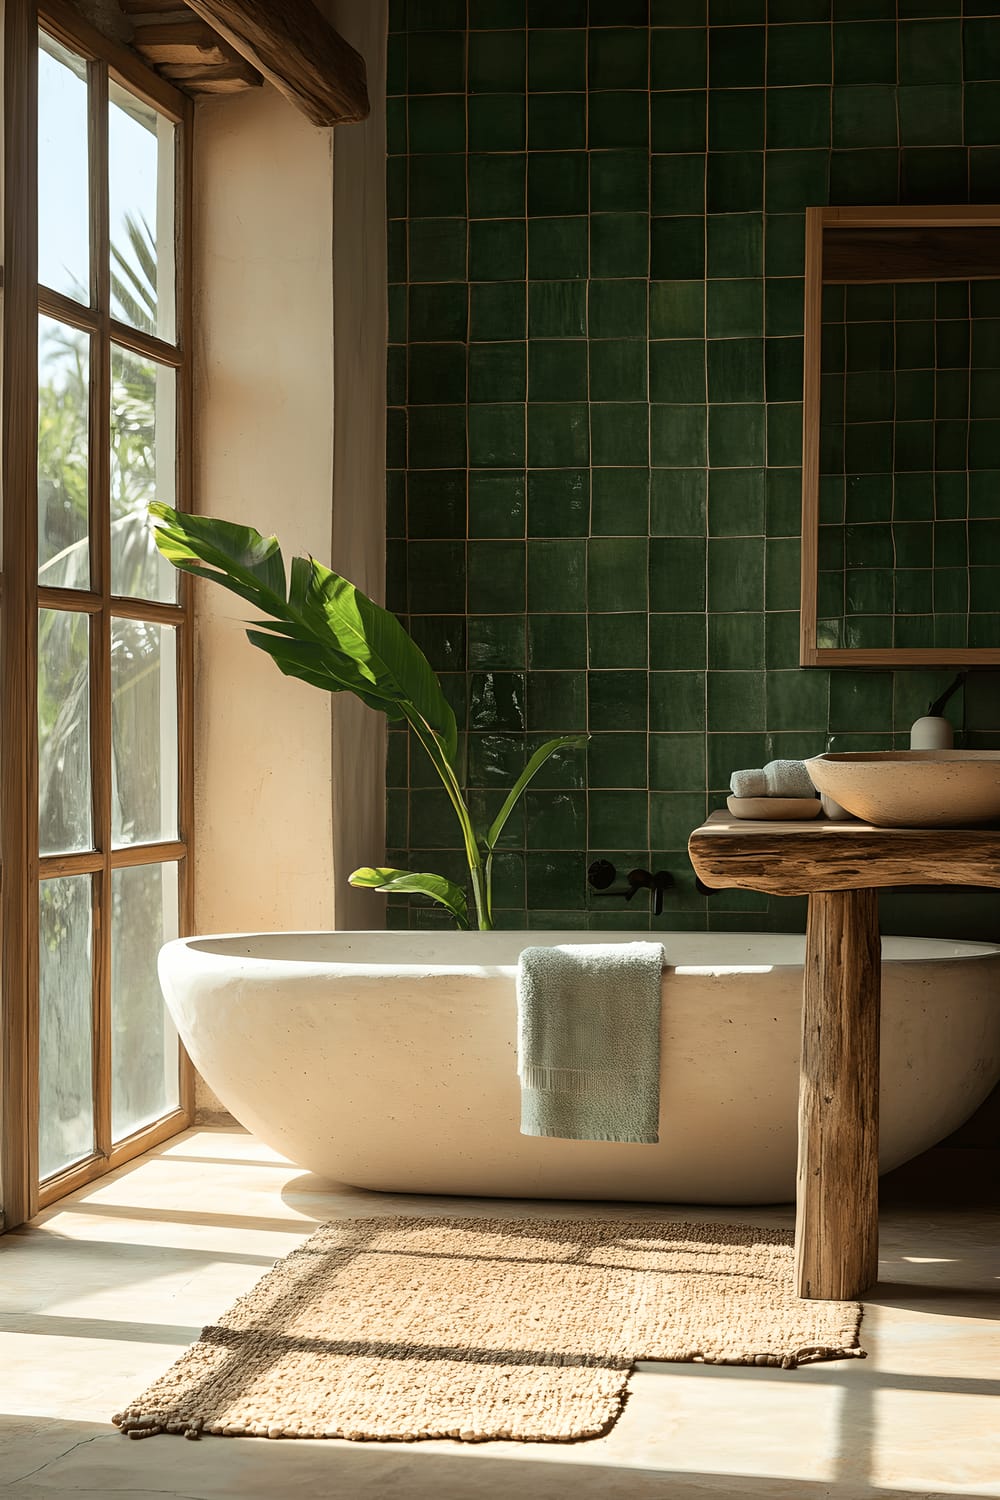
[587,859,617,890]
[637,869,674,917]
[626,868,674,888]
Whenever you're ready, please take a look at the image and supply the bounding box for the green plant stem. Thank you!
[483,849,495,929]
[404,709,494,931]
[469,861,491,932]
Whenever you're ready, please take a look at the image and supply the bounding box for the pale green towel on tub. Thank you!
[517,942,664,1144]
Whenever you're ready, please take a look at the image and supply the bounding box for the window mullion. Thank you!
[36,285,101,335]
[107,318,183,369]
[174,104,196,1124]
[2,0,41,1229]
[89,52,112,1162]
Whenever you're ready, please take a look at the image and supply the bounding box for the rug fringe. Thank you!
[682,1344,865,1370]
[114,1411,208,1442]
[792,1344,867,1368]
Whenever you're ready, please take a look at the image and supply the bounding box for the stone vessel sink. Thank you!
[806,750,1000,828]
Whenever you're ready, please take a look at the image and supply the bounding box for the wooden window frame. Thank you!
[2,0,195,1229]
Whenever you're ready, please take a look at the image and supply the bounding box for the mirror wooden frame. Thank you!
[799,203,1000,667]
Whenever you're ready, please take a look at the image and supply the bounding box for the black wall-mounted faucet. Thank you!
[587,861,674,918]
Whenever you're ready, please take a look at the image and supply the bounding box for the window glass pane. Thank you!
[112,863,180,1141]
[110,344,178,601]
[112,618,178,846]
[39,609,92,855]
[38,315,90,589]
[109,81,176,344]
[38,32,89,302]
[39,875,94,1179]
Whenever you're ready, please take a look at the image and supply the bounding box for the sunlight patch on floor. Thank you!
[0,1127,996,1500]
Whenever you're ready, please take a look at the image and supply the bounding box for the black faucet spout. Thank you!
[587,863,674,917]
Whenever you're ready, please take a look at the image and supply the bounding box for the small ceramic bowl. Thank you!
[726,796,822,821]
[805,750,1000,828]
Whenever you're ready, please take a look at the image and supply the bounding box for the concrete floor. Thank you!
[0,1127,997,1500]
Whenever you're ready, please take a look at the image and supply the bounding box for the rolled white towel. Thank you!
[730,760,817,799]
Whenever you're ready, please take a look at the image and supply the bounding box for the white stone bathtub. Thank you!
[159,930,1000,1205]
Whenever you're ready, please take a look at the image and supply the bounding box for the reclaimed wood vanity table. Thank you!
[688,810,1000,1302]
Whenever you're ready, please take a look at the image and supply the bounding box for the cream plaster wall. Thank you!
[190,9,388,1110]
[191,85,336,1112]
[192,85,336,942]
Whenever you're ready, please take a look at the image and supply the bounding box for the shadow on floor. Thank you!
[3,1414,1000,1500]
[880,1144,1000,1208]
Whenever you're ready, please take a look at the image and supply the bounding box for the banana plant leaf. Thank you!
[150,503,288,605]
[484,736,589,851]
[150,504,458,765]
[348,867,469,929]
[302,559,458,766]
[244,631,397,714]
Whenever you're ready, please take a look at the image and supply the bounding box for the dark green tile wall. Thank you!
[385,0,1000,936]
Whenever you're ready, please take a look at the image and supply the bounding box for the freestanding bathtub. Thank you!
[158,930,1000,1205]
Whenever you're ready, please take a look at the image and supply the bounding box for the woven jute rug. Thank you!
[113,1216,864,1444]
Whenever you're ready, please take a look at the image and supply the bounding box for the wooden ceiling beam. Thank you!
[117,2,263,93]
[132,18,240,65]
[117,0,191,15]
[179,0,368,125]
[158,59,262,91]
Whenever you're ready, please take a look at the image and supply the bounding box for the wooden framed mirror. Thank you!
[800,204,1000,667]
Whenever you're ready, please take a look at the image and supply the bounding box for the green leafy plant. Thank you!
[150,505,586,930]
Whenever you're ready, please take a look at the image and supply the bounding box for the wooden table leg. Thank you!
[794,888,880,1301]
